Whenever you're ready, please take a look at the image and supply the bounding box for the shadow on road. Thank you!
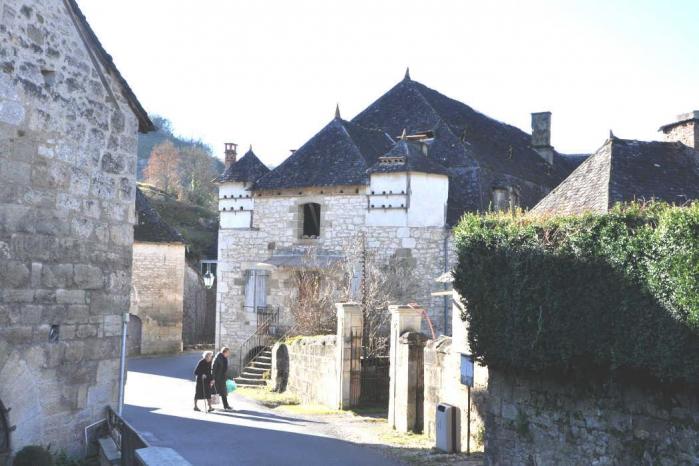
[127,352,201,381]
[211,409,322,426]
[123,404,399,466]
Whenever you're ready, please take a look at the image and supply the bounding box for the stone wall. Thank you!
[281,336,339,408]
[130,242,185,354]
[0,0,141,455]
[423,336,487,452]
[485,369,699,465]
[183,264,215,347]
[217,189,454,371]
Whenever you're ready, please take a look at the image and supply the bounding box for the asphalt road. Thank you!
[124,352,400,466]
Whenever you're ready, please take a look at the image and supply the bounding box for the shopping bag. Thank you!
[210,393,221,405]
[226,379,237,393]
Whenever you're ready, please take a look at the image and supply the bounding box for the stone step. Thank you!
[256,356,272,363]
[234,377,267,387]
[252,361,271,369]
[241,370,263,380]
[244,366,268,375]
[259,351,272,358]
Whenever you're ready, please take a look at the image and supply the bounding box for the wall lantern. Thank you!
[203,271,215,289]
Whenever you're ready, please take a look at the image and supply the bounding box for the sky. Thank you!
[77,0,699,167]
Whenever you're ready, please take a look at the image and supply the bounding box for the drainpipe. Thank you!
[118,312,129,415]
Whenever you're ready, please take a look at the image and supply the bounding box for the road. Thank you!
[124,352,401,466]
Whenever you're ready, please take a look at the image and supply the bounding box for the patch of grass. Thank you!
[378,430,433,449]
[275,404,345,416]
[235,386,300,408]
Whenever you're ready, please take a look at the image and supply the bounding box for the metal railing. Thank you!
[107,405,149,466]
[238,306,283,372]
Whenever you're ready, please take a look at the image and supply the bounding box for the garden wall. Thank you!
[485,369,699,465]
[283,335,339,408]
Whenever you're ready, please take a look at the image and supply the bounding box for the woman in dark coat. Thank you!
[193,351,214,412]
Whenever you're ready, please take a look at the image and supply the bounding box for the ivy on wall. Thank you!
[453,202,699,385]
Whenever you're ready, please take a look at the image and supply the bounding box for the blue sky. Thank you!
[77,0,699,166]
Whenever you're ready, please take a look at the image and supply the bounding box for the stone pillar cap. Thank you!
[389,304,424,314]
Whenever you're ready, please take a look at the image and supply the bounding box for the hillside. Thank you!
[137,115,224,179]
[138,183,218,262]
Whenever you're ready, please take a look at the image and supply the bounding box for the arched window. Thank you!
[300,203,321,238]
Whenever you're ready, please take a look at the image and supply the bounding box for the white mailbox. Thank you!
[435,403,456,452]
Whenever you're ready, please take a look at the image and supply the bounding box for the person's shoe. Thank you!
[207,407,215,412]
[224,407,234,412]
[194,407,201,412]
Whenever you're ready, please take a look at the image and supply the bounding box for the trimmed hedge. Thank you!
[453,202,699,385]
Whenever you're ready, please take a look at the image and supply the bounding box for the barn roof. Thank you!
[214,147,270,183]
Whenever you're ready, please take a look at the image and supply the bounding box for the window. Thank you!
[492,187,520,212]
[244,270,268,312]
[301,202,321,238]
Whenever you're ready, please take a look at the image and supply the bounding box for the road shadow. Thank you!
[127,352,201,381]
[212,408,322,425]
[122,404,401,466]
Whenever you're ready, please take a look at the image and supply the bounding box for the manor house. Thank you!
[215,70,587,375]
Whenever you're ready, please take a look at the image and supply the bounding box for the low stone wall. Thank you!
[282,335,339,408]
[423,336,487,452]
[485,369,699,465]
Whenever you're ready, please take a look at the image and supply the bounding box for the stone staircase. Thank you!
[234,347,272,387]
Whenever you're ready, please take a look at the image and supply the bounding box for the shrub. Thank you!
[453,202,699,385]
[13,446,53,466]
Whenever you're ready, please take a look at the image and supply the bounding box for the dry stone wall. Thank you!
[130,243,185,354]
[0,0,140,455]
[217,191,454,371]
[485,369,699,465]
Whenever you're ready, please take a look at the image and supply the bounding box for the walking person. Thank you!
[194,351,214,412]
[212,347,233,411]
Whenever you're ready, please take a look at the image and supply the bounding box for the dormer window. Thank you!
[300,203,321,238]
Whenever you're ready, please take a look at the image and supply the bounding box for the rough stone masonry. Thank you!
[0,0,150,456]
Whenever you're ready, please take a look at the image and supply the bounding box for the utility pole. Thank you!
[118,312,129,415]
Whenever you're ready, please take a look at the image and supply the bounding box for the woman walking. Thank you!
[193,351,214,412]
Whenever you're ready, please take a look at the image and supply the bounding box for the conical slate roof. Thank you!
[367,139,449,176]
[531,138,699,215]
[214,147,270,183]
[253,117,393,190]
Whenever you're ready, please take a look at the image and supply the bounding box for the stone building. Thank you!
[215,70,586,374]
[129,188,185,355]
[0,0,152,458]
[532,113,699,215]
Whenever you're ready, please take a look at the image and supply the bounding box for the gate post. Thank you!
[389,305,427,432]
[335,302,363,410]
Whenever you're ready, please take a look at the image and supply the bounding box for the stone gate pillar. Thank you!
[389,305,427,432]
[335,302,363,409]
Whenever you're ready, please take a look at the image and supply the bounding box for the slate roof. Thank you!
[214,147,270,183]
[367,139,450,176]
[253,117,393,190]
[531,138,699,215]
[134,188,184,243]
[66,0,153,133]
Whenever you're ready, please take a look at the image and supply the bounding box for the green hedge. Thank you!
[453,202,699,385]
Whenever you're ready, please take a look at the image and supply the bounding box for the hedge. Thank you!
[453,202,699,385]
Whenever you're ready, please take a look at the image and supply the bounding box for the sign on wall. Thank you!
[460,353,474,387]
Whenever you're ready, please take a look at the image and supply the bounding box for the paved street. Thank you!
[124,352,401,466]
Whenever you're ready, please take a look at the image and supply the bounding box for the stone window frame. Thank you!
[293,197,326,241]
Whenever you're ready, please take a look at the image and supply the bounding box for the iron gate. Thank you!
[360,357,390,407]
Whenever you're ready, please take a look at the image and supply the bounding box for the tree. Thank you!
[143,141,182,195]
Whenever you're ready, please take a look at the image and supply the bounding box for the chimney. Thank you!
[224,143,238,169]
[659,111,699,149]
[531,112,554,164]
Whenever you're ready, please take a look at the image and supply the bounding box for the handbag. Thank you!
[209,378,221,405]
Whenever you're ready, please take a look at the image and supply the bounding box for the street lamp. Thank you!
[203,271,215,289]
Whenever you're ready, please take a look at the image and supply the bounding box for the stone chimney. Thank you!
[659,111,699,149]
[531,112,554,164]
[224,142,238,169]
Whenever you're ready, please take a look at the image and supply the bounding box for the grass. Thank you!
[235,386,300,408]
[276,404,345,416]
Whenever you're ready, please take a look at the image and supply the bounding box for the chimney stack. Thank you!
[659,111,699,149]
[531,112,554,164]
[224,143,238,169]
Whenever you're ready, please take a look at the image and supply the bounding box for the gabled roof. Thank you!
[65,0,153,133]
[367,139,449,176]
[214,147,270,183]
[253,117,393,190]
[134,188,184,243]
[531,138,699,215]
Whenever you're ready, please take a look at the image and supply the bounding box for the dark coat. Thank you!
[194,358,212,400]
[212,352,228,394]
